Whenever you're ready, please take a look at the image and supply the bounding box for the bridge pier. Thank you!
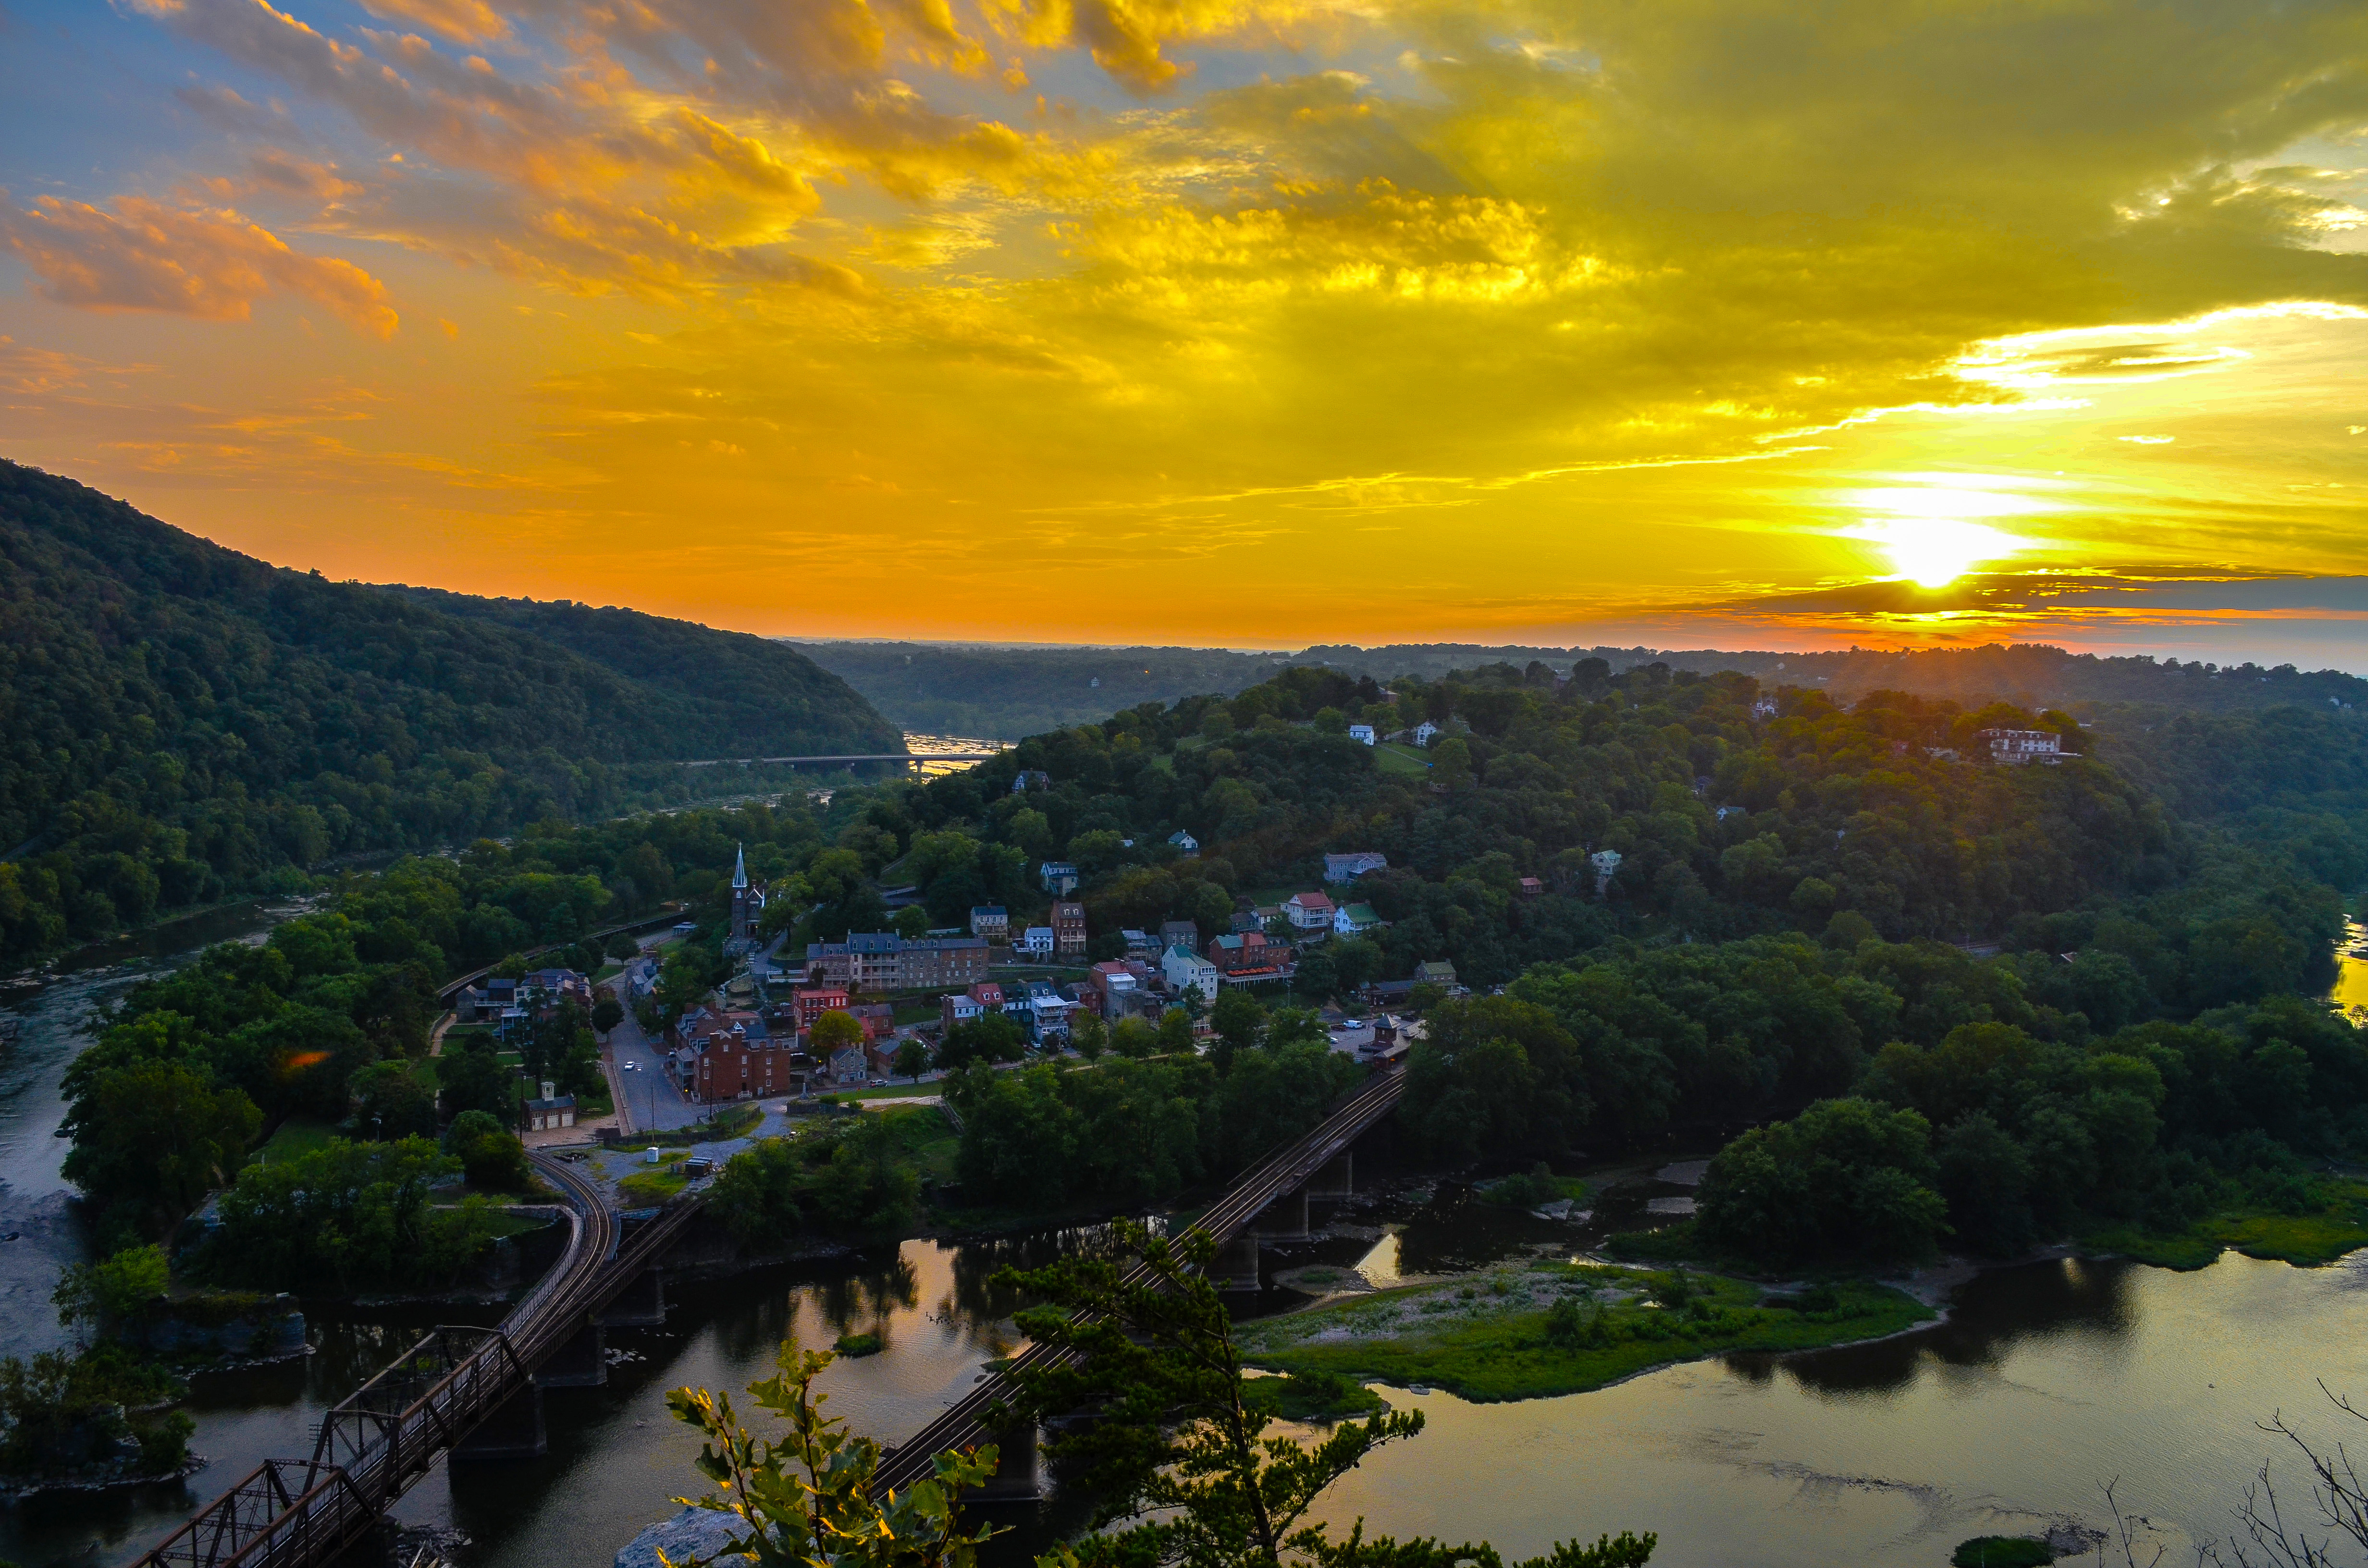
[1214,1234,1263,1292]
[537,1320,606,1388]
[597,1268,666,1328]
[1307,1152,1354,1201]
[1255,1188,1311,1242]
[453,1384,546,1461]
[974,1423,1043,1502]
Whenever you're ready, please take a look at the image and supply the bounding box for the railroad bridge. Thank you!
[137,1062,1405,1567]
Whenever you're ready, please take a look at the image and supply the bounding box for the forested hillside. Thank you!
[0,461,896,962]
[801,637,2368,740]
[62,655,2368,1270]
[794,641,1292,738]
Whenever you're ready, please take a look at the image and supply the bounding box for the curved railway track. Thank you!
[136,1151,628,1568]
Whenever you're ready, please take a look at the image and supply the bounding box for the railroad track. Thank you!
[873,1064,1405,1492]
[137,1150,637,1568]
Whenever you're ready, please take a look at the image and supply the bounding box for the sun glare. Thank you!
[1839,479,2044,588]
[1866,516,2018,588]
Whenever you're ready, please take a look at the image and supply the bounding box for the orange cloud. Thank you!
[1,196,399,337]
[355,0,512,45]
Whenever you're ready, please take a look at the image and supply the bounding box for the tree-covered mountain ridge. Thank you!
[798,637,2367,740]
[0,460,897,961]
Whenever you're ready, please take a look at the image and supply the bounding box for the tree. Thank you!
[1072,1011,1110,1061]
[1211,991,1268,1070]
[349,1060,438,1141]
[663,1338,1002,1568]
[997,1221,1655,1568]
[894,1039,930,1080]
[937,1013,1024,1071]
[894,906,933,940]
[1158,1007,1197,1056]
[446,1108,534,1191]
[206,1137,498,1292]
[1331,939,1383,996]
[1695,1098,1947,1268]
[62,1059,260,1240]
[54,1245,170,1341]
[606,931,644,960]
[1397,998,1589,1164]
[593,996,626,1035]
[438,1038,519,1128]
[812,1010,866,1059]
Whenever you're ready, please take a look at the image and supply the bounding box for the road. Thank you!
[604,941,703,1133]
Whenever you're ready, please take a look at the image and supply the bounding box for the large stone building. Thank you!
[728,844,764,944]
[804,933,990,992]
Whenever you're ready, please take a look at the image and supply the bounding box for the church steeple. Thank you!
[732,843,748,890]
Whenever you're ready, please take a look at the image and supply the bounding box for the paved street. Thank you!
[604,941,703,1132]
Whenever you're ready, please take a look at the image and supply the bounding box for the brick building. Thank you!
[1052,900,1088,959]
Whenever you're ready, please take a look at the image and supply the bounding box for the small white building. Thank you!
[1018,926,1055,957]
[1978,728,2071,765]
[1161,943,1222,1005]
[1167,829,1200,858]
[1283,891,1336,933]
[1333,903,1382,937]
[1589,848,1623,897]
[1323,851,1389,883]
[1413,722,1441,747]
[1347,724,1376,746]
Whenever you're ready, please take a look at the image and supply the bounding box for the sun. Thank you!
[1840,479,2044,588]
[1869,516,2020,588]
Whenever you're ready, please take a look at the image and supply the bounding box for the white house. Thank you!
[1283,891,1336,933]
[1167,828,1201,858]
[1038,861,1080,894]
[1589,848,1623,896]
[1978,728,2072,765]
[1323,851,1389,883]
[1333,903,1382,937]
[1018,926,1055,957]
[1347,724,1376,746]
[1161,943,1221,1005]
[1413,722,1441,747]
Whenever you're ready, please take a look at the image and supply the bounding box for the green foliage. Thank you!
[663,1338,1003,1568]
[1696,1099,1948,1268]
[1950,1537,2054,1568]
[0,460,895,964]
[437,1038,520,1129]
[61,1045,260,1244]
[0,1344,192,1482]
[706,1119,924,1244]
[943,1039,1357,1212]
[444,1110,534,1191]
[350,1059,439,1140]
[53,1245,171,1339]
[833,1332,885,1357]
[999,1223,1650,1568]
[201,1137,497,1293]
[1241,1371,1387,1425]
[1238,1262,1930,1404]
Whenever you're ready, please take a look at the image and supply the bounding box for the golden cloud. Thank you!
[0,196,399,336]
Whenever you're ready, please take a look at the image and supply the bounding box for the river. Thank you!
[11,921,2368,1567]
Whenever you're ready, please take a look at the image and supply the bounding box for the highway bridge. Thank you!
[677,752,1004,769]
[136,1061,1405,1565]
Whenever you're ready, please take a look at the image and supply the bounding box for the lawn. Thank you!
[1235,1262,1934,1404]
[2078,1179,2368,1269]
[619,1167,690,1206]
[261,1116,342,1159]
[1372,742,1432,779]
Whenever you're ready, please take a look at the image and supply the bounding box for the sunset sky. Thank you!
[2,0,2365,663]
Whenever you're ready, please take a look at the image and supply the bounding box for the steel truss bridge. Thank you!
[136,1060,1404,1565]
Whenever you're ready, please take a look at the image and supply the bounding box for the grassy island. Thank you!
[1235,1262,1934,1404]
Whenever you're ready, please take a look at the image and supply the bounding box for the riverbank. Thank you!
[1235,1258,1935,1403]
